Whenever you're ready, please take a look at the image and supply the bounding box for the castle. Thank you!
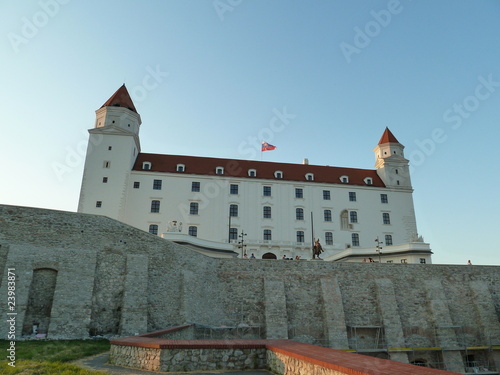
[77,85,432,263]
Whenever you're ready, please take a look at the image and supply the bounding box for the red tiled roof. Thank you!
[100,84,137,113]
[378,127,400,145]
[132,153,386,187]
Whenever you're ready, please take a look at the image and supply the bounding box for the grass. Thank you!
[0,339,110,374]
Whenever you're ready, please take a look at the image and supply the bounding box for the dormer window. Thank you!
[340,175,349,183]
[176,164,185,172]
[305,173,314,181]
[364,177,373,185]
[216,166,224,175]
[274,171,283,179]
[142,162,151,170]
[248,169,256,177]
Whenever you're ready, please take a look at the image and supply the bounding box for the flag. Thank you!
[261,142,276,151]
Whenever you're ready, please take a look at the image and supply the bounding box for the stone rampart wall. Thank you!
[0,204,498,371]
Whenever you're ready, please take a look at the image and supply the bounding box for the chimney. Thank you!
[303,158,309,165]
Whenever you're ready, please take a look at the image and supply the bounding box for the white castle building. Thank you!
[78,85,432,263]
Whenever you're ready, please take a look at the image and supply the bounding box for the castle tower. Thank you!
[373,128,412,189]
[77,85,142,220]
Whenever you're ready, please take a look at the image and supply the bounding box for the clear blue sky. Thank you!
[1,0,499,265]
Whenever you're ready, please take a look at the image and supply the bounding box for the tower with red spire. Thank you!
[78,85,142,219]
[373,128,412,190]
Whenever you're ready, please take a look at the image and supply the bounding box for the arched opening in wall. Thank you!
[22,268,58,336]
[410,359,428,367]
[262,252,277,259]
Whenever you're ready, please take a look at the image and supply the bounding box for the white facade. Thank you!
[78,86,432,263]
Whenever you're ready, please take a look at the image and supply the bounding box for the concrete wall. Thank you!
[0,204,499,371]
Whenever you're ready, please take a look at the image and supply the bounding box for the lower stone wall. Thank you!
[109,345,266,372]
[267,350,346,375]
[109,345,161,371]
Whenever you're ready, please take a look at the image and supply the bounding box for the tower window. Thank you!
[133,181,140,189]
[149,224,158,235]
[151,200,160,213]
[295,188,303,198]
[103,161,111,168]
[190,202,199,215]
[108,146,112,150]
[96,201,102,208]
[102,177,108,183]
[153,179,162,190]
[296,208,304,220]
[188,226,198,237]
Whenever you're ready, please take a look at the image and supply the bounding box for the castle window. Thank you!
[133,181,140,189]
[296,208,304,220]
[149,224,158,235]
[325,232,333,245]
[420,258,426,264]
[96,201,102,208]
[188,226,197,237]
[190,202,199,215]
[323,190,330,200]
[385,234,393,246]
[296,231,305,243]
[349,192,356,202]
[274,171,283,179]
[248,169,256,177]
[295,188,303,198]
[153,179,162,190]
[142,162,151,170]
[103,161,111,168]
[263,186,271,196]
[383,213,391,225]
[192,182,200,192]
[263,206,271,219]
[351,233,360,247]
[380,194,388,203]
[350,211,358,223]
[401,259,407,264]
[305,173,314,181]
[230,184,239,195]
[324,210,332,222]
[395,169,399,174]
[229,228,238,240]
[229,204,238,217]
[340,175,349,183]
[263,229,272,241]
[176,164,185,172]
[108,146,112,150]
[364,177,373,185]
[102,177,108,183]
[151,200,160,213]
[216,166,224,175]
